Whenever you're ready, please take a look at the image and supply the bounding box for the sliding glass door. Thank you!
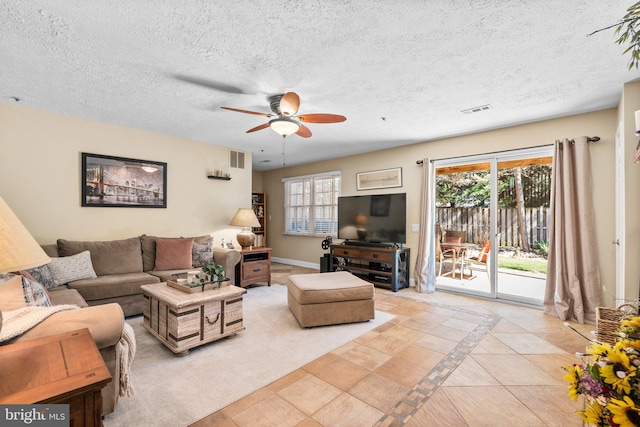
[434,147,552,305]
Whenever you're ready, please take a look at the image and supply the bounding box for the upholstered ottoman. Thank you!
[287,271,375,327]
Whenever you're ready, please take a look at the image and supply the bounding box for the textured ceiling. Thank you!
[1,1,639,170]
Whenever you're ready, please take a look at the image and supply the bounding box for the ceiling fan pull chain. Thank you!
[282,136,286,168]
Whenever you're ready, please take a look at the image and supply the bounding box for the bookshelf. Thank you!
[251,192,266,247]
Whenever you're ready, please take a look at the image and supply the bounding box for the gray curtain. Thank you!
[543,137,602,323]
[414,158,436,293]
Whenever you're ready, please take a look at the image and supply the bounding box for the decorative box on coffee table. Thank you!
[141,282,247,356]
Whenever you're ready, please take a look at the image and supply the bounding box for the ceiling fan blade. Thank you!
[246,123,271,133]
[221,107,273,117]
[296,114,347,123]
[280,92,300,116]
[295,125,312,138]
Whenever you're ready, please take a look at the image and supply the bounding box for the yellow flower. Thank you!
[563,364,583,400]
[608,395,640,427]
[579,400,606,426]
[619,337,640,349]
[589,341,613,360]
[621,317,640,328]
[599,345,638,394]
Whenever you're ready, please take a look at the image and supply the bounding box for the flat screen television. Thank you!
[337,193,406,244]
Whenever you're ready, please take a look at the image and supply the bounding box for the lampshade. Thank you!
[229,208,261,249]
[229,208,261,228]
[269,117,300,137]
[0,195,50,273]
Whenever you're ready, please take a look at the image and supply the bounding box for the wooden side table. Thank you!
[235,247,272,288]
[0,328,112,427]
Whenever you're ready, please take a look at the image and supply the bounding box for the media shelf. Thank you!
[329,244,410,292]
[251,192,266,247]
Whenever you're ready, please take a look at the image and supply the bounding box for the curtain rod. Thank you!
[563,136,600,145]
[415,136,600,164]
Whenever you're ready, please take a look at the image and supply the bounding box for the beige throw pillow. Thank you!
[0,275,27,311]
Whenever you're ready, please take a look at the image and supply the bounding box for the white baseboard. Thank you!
[272,257,321,271]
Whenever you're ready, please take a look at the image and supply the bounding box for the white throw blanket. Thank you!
[0,305,78,343]
[118,322,136,397]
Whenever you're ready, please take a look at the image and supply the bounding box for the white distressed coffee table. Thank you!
[141,282,246,356]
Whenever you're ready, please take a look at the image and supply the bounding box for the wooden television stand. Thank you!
[329,243,410,292]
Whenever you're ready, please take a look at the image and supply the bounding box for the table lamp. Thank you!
[229,208,261,249]
[0,195,51,274]
[0,195,51,333]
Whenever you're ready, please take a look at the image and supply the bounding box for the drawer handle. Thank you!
[372,254,378,258]
[206,313,220,325]
[253,268,261,272]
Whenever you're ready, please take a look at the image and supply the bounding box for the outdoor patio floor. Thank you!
[436,263,546,303]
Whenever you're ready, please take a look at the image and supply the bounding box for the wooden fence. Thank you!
[436,207,549,248]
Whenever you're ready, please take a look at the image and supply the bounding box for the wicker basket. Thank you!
[596,304,638,345]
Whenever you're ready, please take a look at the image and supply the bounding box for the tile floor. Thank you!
[190,264,589,426]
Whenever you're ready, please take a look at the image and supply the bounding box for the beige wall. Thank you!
[252,171,263,192]
[262,109,618,297]
[0,103,253,246]
[0,102,627,304]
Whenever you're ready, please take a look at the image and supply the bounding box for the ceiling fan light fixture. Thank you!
[269,117,300,137]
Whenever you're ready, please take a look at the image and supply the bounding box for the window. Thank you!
[283,171,341,237]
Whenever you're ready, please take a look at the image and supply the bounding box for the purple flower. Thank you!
[581,375,604,397]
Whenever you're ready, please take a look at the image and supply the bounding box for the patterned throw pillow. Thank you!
[25,264,57,289]
[21,276,52,307]
[48,250,98,285]
[192,236,213,268]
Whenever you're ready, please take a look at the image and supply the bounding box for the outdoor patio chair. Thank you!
[471,240,491,279]
[436,232,457,277]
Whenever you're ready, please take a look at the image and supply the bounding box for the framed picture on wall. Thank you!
[356,167,402,191]
[81,152,167,208]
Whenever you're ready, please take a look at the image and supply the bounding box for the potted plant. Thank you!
[201,261,229,288]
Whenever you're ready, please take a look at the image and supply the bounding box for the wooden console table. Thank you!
[0,328,112,427]
[235,247,272,288]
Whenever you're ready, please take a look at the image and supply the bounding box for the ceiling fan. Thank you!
[221,92,346,138]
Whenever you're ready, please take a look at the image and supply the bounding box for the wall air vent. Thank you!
[230,150,245,169]
[461,104,491,114]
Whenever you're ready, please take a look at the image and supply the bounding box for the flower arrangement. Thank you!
[564,317,640,426]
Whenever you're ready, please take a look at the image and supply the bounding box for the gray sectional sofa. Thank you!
[3,234,241,416]
[40,235,241,317]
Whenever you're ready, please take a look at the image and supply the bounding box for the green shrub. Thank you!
[535,241,549,258]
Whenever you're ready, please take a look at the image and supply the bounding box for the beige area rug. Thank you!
[103,284,394,427]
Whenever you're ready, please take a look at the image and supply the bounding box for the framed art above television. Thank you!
[356,167,402,190]
[81,152,167,208]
